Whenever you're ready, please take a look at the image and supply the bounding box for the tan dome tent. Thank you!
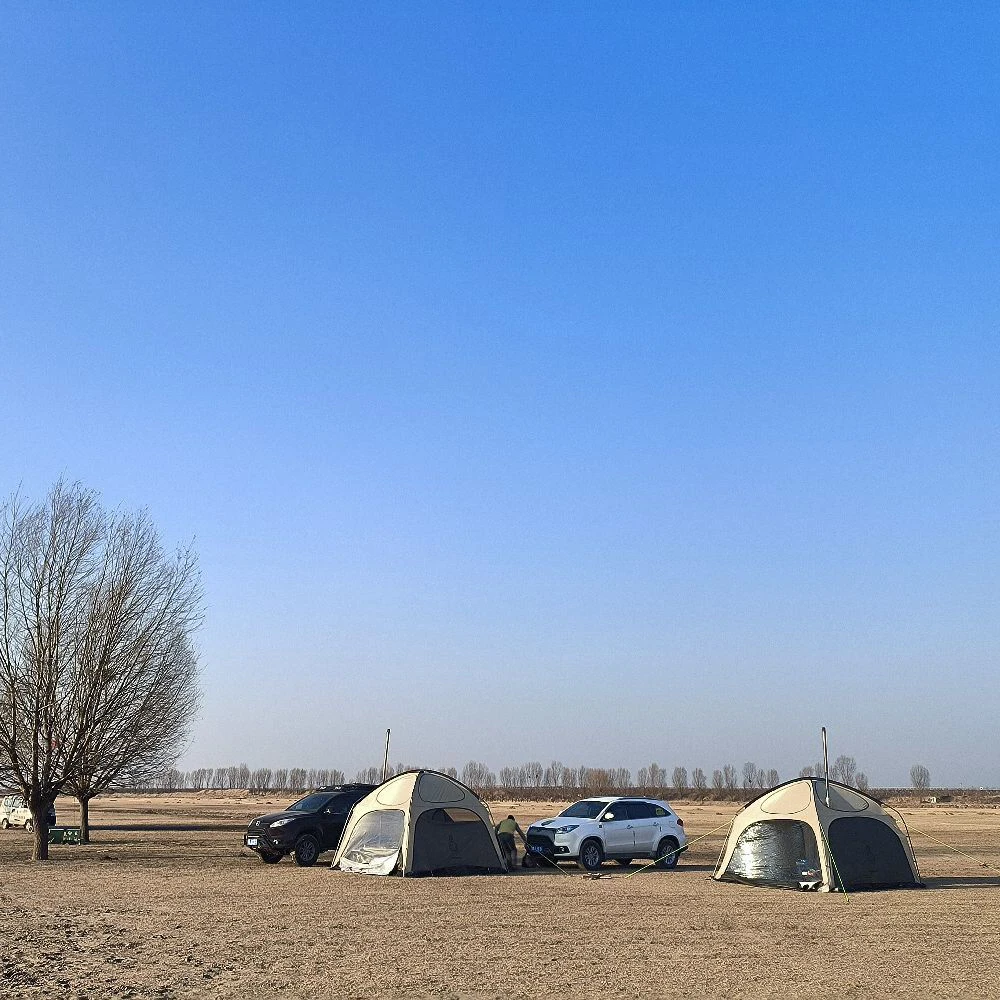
[714,778,922,892]
[333,769,506,877]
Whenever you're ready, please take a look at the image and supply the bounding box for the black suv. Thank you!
[244,784,375,866]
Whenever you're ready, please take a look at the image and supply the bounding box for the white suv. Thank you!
[525,796,687,871]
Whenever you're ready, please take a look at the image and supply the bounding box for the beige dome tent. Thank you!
[333,769,506,877]
[714,778,922,892]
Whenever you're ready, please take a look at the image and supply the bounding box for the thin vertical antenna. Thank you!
[381,728,391,782]
[822,726,830,806]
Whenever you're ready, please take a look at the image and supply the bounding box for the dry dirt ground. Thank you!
[1,793,999,999]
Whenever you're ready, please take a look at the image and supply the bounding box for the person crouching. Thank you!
[495,814,526,871]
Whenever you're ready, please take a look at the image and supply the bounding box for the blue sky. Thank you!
[2,4,997,786]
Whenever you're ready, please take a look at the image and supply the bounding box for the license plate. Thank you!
[529,845,546,853]
[246,837,258,847]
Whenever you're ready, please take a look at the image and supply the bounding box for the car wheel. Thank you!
[614,858,633,866]
[293,834,320,867]
[24,819,34,833]
[577,839,604,871]
[655,837,680,870]
[260,851,282,865]
[0,818,8,830]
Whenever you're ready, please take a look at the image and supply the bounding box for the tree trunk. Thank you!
[31,806,49,861]
[78,794,92,844]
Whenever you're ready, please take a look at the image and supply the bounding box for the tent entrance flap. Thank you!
[723,819,822,888]
[410,808,506,876]
[827,817,921,890]
[338,809,405,875]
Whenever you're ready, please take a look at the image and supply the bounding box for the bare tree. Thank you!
[764,768,780,788]
[830,755,857,786]
[741,762,758,789]
[671,766,688,791]
[691,767,707,791]
[722,764,738,790]
[711,769,725,793]
[608,767,631,790]
[0,482,202,858]
[856,771,869,792]
[161,768,183,791]
[60,503,201,840]
[543,761,564,787]
[461,760,495,794]
[799,765,815,778]
[910,764,931,790]
[0,484,105,858]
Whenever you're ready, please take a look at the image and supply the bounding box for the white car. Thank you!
[0,794,56,832]
[525,796,687,871]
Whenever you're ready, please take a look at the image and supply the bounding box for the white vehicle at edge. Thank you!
[525,796,687,871]
[0,794,56,832]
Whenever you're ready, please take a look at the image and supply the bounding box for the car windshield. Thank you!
[559,800,608,819]
[287,793,331,813]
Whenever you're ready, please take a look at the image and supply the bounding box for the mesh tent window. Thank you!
[723,819,821,888]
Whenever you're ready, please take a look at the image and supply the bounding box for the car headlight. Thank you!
[269,817,296,828]
[553,825,579,834]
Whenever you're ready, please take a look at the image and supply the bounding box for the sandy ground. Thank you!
[1,793,999,999]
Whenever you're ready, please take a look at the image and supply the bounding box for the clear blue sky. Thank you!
[2,4,997,786]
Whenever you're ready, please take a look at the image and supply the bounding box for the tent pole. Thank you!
[822,726,830,806]
[382,728,391,782]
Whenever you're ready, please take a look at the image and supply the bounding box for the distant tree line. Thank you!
[154,758,938,799]
[151,759,783,798]
[151,766,348,793]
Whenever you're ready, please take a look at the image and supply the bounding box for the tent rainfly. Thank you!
[333,769,506,877]
[714,778,922,892]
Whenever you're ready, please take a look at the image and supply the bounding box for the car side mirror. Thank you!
[603,813,615,821]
